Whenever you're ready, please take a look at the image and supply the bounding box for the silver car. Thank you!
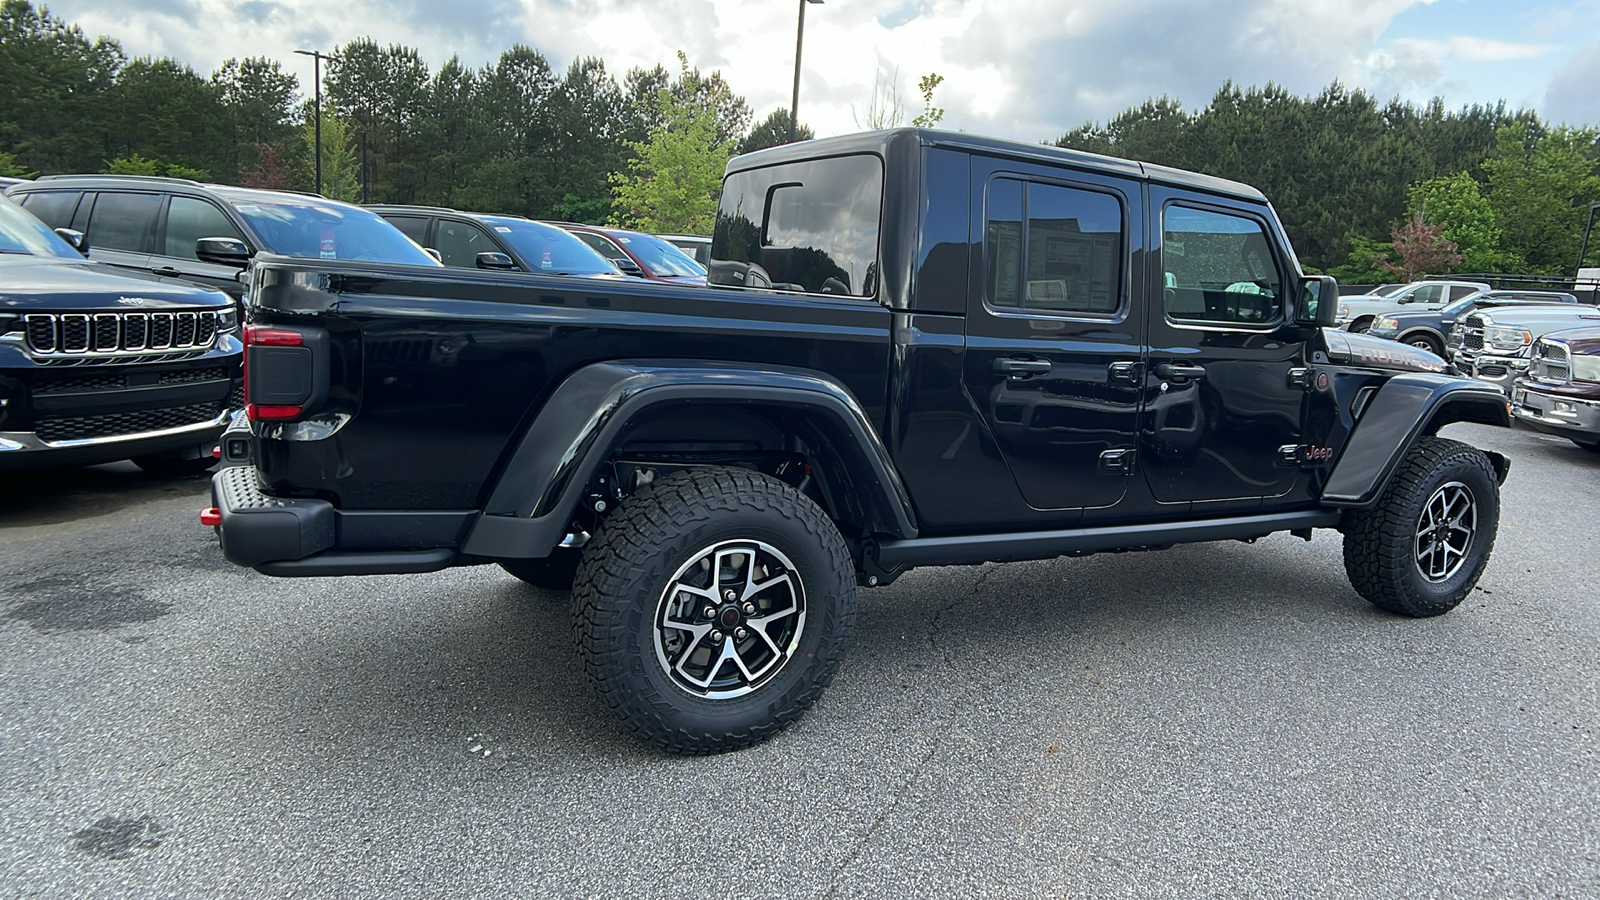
[1336,280,1490,332]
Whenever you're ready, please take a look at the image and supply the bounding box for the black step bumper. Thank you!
[210,465,472,576]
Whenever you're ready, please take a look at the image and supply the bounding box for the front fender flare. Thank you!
[461,360,918,559]
[1320,373,1509,508]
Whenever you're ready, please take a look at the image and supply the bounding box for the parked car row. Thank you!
[0,175,713,474]
[1339,278,1600,450]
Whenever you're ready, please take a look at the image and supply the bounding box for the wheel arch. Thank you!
[461,360,918,559]
[1321,373,1510,508]
[1397,327,1445,352]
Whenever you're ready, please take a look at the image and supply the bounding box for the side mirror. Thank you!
[1294,275,1339,328]
[611,256,645,277]
[195,237,252,267]
[475,251,517,270]
[54,227,89,256]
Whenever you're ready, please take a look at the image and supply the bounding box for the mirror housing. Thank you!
[475,251,517,270]
[195,237,252,267]
[54,227,88,256]
[1295,275,1339,328]
[611,256,645,277]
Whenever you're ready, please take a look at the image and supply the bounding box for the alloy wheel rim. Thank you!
[1415,481,1476,583]
[652,539,807,699]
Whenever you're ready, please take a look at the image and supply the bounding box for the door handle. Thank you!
[152,266,181,278]
[993,358,1051,378]
[1108,361,1140,387]
[1155,362,1206,381]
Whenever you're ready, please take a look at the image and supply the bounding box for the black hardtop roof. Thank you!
[727,127,1266,203]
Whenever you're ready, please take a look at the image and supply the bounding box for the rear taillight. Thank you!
[243,325,317,421]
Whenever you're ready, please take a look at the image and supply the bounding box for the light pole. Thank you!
[294,49,336,196]
[789,0,823,143]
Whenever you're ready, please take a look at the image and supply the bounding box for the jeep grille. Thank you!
[23,310,219,357]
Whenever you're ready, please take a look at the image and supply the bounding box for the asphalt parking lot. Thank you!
[1,422,1597,899]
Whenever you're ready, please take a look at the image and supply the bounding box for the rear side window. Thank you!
[87,192,163,253]
[385,215,430,246]
[164,196,246,259]
[574,232,623,259]
[712,154,883,298]
[986,178,1123,314]
[1162,205,1283,326]
[19,191,81,230]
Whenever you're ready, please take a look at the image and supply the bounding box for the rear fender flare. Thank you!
[1321,373,1509,508]
[461,360,918,559]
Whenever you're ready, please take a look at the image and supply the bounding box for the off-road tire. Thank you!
[1342,436,1499,617]
[572,467,855,754]
[131,454,217,477]
[498,551,582,592]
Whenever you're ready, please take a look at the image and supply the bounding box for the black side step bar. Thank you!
[255,548,456,577]
[867,509,1343,577]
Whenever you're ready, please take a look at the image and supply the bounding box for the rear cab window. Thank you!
[711,154,883,298]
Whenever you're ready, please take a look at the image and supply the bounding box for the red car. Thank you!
[555,224,706,285]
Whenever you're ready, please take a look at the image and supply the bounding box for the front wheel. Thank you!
[1341,437,1499,617]
[1406,334,1444,357]
[572,467,855,754]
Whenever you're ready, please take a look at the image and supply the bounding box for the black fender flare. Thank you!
[1320,372,1510,508]
[461,360,919,559]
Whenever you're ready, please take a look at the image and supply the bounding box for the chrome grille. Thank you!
[22,310,219,357]
[1462,315,1486,352]
[1531,340,1572,384]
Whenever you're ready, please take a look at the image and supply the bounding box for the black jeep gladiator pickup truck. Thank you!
[208,129,1511,753]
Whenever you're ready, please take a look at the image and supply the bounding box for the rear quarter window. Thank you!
[711,154,883,298]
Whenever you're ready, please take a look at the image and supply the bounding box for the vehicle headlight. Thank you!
[1372,316,1399,331]
[1336,305,1350,322]
[217,307,239,334]
[1573,354,1600,383]
[1485,325,1532,352]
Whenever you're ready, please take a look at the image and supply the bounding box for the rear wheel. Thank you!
[1405,333,1444,357]
[1342,437,1499,617]
[572,467,855,754]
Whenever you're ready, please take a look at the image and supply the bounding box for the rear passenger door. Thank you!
[961,156,1146,518]
[151,195,253,297]
[82,191,162,274]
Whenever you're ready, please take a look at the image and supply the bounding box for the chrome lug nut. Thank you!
[734,627,747,641]
[711,630,724,642]
[703,605,716,619]
[742,602,755,615]
[723,590,737,602]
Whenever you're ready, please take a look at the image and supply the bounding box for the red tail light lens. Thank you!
[244,326,309,421]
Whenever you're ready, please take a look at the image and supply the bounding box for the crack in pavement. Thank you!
[820,563,1002,898]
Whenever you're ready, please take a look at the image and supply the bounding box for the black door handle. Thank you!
[994,358,1052,377]
[152,266,181,278]
[1155,362,1206,381]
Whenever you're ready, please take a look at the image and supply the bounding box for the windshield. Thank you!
[214,189,439,265]
[0,195,84,259]
[1439,297,1480,317]
[610,231,706,277]
[484,218,619,276]
[1371,283,1406,297]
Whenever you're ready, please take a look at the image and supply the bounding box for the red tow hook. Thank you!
[211,445,221,459]
[200,507,222,527]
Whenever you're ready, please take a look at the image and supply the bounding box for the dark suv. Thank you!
[0,194,241,474]
[4,176,439,299]
[368,206,622,279]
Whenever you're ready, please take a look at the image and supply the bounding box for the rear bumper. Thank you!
[210,464,474,576]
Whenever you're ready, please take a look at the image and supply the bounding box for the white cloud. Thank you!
[1544,41,1600,126]
[33,0,1597,140]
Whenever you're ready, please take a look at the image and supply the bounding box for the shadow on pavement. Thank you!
[0,461,215,529]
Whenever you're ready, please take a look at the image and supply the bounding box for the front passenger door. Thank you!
[152,196,253,298]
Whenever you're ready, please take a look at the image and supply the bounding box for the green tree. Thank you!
[213,56,299,178]
[105,56,232,178]
[1482,122,1600,274]
[300,101,358,201]
[1408,172,1519,273]
[610,56,735,233]
[0,0,123,174]
[912,72,945,127]
[0,149,36,177]
[737,109,813,155]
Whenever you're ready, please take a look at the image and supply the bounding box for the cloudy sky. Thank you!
[41,0,1600,140]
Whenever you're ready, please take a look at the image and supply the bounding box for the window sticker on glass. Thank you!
[320,230,337,259]
[540,251,552,269]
